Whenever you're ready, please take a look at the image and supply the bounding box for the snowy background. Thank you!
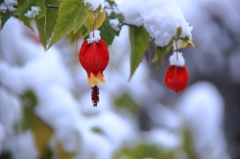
[1,0,240,159]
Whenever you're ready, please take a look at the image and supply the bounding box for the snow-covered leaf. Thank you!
[15,0,46,30]
[48,0,92,49]
[129,26,149,80]
[99,13,124,46]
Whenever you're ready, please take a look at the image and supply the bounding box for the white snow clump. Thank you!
[0,0,17,13]
[24,6,41,18]
[169,52,185,66]
[109,18,120,31]
[116,0,193,47]
[87,30,101,43]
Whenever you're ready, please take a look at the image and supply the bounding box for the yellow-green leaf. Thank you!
[187,42,195,47]
[95,11,106,29]
[56,143,76,159]
[129,26,149,80]
[83,11,106,38]
[21,90,53,155]
[48,0,92,49]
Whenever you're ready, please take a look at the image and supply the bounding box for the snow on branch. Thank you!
[116,0,193,47]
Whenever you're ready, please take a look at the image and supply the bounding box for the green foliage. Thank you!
[15,0,46,30]
[99,0,124,46]
[154,38,174,68]
[115,143,175,159]
[182,130,196,159]
[0,12,13,29]
[129,26,149,80]
[152,26,194,68]
[56,143,76,159]
[0,0,195,81]
[47,0,92,49]
[21,90,54,158]
[114,93,139,115]
[36,0,61,50]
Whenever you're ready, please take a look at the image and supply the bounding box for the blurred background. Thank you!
[0,0,240,159]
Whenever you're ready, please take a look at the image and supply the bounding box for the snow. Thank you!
[24,6,41,18]
[83,0,104,10]
[87,30,101,43]
[4,131,38,159]
[177,81,229,159]
[144,127,182,150]
[109,18,120,31]
[0,0,17,13]
[0,18,134,159]
[115,0,193,47]
[3,0,17,6]
[0,87,22,134]
[169,52,185,66]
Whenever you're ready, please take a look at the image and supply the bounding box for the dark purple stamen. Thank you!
[91,85,99,107]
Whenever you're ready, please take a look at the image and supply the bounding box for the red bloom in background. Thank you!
[79,30,109,107]
[164,52,188,93]
[164,65,188,93]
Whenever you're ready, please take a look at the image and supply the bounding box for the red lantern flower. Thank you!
[79,30,109,106]
[164,52,188,93]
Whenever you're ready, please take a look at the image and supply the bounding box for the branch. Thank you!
[123,23,143,28]
[45,5,59,9]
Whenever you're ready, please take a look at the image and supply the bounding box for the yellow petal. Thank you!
[88,72,105,86]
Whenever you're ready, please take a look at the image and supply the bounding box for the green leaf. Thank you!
[15,0,46,30]
[154,38,173,68]
[36,0,61,50]
[0,12,13,30]
[99,7,124,46]
[48,0,92,49]
[154,46,166,69]
[129,26,149,80]
[115,93,139,115]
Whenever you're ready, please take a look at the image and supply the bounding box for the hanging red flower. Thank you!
[164,52,188,93]
[79,30,109,106]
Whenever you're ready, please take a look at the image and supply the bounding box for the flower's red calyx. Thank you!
[79,30,109,107]
[164,52,188,93]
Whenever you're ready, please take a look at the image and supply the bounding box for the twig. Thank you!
[45,5,59,9]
